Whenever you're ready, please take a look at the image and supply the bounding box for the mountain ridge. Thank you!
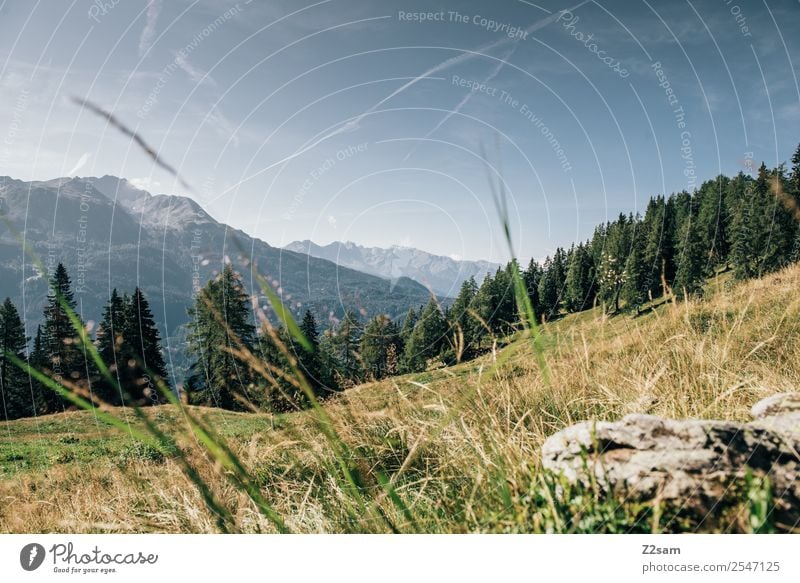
[0,176,435,365]
[284,239,501,297]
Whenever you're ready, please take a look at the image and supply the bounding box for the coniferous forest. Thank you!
[3,146,799,418]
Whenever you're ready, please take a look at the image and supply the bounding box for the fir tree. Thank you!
[332,310,363,386]
[187,264,256,410]
[475,271,500,334]
[361,314,402,380]
[448,276,479,358]
[41,263,85,411]
[124,288,169,404]
[522,258,542,317]
[28,325,48,415]
[95,289,127,405]
[537,256,557,320]
[403,298,446,372]
[0,298,31,420]
[622,228,648,311]
[564,243,595,312]
[673,193,705,298]
[295,309,325,395]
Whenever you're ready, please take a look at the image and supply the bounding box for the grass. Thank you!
[1,263,799,533]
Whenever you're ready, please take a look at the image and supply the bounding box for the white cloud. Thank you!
[139,0,162,57]
[67,152,91,175]
[174,53,216,87]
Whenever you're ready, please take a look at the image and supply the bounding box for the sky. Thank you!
[1,0,799,264]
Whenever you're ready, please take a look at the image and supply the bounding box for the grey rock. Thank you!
[541,393,800,530]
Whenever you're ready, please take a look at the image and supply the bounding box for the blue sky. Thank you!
[1,0,799,263]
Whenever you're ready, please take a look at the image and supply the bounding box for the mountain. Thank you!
[284,240,501,297]
[0,176,435,370]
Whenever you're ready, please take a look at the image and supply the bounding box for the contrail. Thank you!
[402,43,518,162]
[209,1,591,201]
[314,1,589,148]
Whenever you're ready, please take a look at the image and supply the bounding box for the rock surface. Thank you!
[541,393,800,530]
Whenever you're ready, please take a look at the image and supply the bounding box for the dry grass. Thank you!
[1,264,799,533]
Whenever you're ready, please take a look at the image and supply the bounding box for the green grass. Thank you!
[1,263,798,533]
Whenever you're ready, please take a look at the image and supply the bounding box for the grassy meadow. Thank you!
[1,263,799,534]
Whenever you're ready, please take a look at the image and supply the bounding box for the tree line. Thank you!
[0,263,169,420]
[184,147,800,412]
[3,146,800,418]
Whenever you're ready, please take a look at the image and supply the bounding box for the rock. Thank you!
[541,393,800,530]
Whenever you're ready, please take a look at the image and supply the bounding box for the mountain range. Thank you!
[284,240,500,297]
[0,176,435,355]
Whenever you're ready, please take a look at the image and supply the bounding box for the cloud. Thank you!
[130,177,162,192]
[139,0,162,57]
[67,152,91,175]
[174,53,217,87]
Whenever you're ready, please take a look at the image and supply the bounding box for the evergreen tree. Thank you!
[0,298,31,420]
[596,215,631,312]
[290,309,333,397]
[95,289,127,405]
[763,165,796,272]
[622,226,648,311]
[316,329,341,394]
[522,259,542,317]
[448,276,480,358]
[331,310,363,386]
[789,145,800,261]
[28,325,48,414]
[537,256,560,320]
[403,298,446,372]
[475,271,500,335]
[361,314,402,380]
[696,176,731,272]
[41,263,85,411]
[731,164,777,279]
[491,263,518,335]
[673,192,705,298]
[187,264,256,410]
[124,288,169,404]
[564,243,595,312]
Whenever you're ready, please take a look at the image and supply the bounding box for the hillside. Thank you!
[0,176,434,362]
[1,262,798,533]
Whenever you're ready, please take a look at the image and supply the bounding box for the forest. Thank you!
[2,146,799,419]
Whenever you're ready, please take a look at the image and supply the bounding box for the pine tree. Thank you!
[537,256,559,320]
[295,309,325,394]
[789,144,800,262]
[361,314,402,380]
[565,243,595,312]
[187,264,256,410]
[673,192,705,298]
[124,288,169,404]
[41,263,85,411]
[95,289,127,405]
[403,298,446,372]
[27,325,48,414]
[448,277,479,358]
[731,164,782,279]
[763,165,796,272]
[522,258,542,317]
[696,176,731,272]
[622,227,648,311]
[475,271,500,335]
[332,310,363,386]
[596,215,631,312]
[0,298,31,420]
[492,263,518,334]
